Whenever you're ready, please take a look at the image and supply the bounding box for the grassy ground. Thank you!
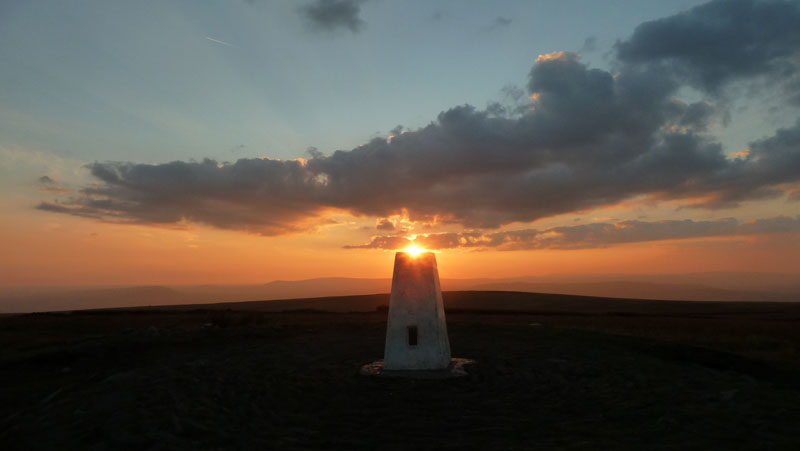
[1,293,800,450]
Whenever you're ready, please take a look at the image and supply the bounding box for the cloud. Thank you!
[344,235,410,250]
[36,201,103,219]
[346,216,800,250]
[580,36,597,53]
[491,16,512,28]
[37,175,72,194]
[615,0,800,97]
[39,0,800,237]
[51,158,327,235]
[300,0,366,34]
[376,218,395,231]
[481,16,512,33]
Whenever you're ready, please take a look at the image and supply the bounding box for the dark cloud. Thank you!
[300,0,366,34]
[38,158,323,235]
[376,218,395,231]
[343,235,409,250]
[739,215,800,234]
[36,202,103,220]
[39,0,800,237]
[347,216,800,250]
[679,118,800,209]
[615,0,800,96]
[37,175,72,194]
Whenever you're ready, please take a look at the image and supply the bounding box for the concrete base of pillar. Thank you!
[359,358,475,379]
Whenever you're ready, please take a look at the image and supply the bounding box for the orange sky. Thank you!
[3,204,798,287]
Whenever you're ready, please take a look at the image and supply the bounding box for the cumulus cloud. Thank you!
[346,216,800,250]
[38,0,800,238]
[37,158,327,235]
[300,0,366,33]
[615,0,800,97]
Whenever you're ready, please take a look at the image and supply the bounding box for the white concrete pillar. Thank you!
[383,251,451,370]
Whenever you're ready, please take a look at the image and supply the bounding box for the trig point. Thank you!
[385,251,451,369]
[361,248,473,378]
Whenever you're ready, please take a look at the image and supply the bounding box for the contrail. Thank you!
[205,36,235,47]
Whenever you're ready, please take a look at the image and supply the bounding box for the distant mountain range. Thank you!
[469,281,795,302]
[1,272,798,313]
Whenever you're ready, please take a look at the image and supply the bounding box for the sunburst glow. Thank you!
[404,245,425,257]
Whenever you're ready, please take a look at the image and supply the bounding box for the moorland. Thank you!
[2,291,799,450]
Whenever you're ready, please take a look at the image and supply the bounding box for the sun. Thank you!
[404,245,426,257]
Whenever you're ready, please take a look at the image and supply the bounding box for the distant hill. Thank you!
[176,278,391,303]
[469,281,799,302]
[108,291,800,321]
[1,272,798,313]
[507,272,800,296]
[0,286,190,313]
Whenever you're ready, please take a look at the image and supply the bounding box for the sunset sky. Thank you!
[2,0,800,286]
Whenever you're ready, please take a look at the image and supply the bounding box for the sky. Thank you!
[2,0,800,286]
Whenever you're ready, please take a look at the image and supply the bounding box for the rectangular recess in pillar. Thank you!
[408,326,418,346]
